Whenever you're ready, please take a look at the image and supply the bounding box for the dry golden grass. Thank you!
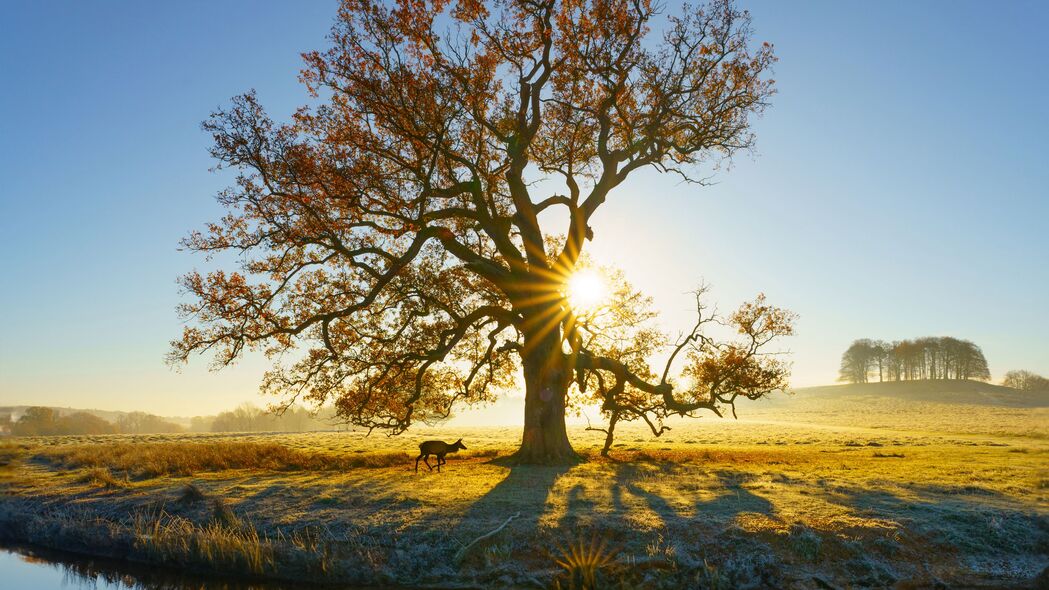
[35,441,409,478]
[2,401,1047,588]
[133,509,274,575]
[73,467,127,488]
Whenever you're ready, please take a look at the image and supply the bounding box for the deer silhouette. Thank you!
[415,438,466,472]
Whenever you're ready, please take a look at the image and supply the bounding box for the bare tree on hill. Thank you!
[1003,370,1049,392]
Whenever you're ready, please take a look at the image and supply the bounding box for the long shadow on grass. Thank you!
[366,462,576,579]
[454,463,573,538]
[548,463,776,532]
[820,482,1048,556]
[605,463,775,531]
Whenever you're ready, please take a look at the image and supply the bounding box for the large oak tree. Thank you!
[171,0,791,463]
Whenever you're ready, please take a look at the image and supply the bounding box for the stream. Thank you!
[0,543,356,590]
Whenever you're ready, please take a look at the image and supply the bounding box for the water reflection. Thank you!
[0,544,333,590]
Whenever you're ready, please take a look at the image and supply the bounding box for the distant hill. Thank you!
[0,406,193,425]
[780,380,1048,408]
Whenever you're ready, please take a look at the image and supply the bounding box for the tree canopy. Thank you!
[170,0,791,462]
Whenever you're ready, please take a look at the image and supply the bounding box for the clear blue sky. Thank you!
[1,1,1047,416]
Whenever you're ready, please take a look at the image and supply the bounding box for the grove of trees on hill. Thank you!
[839,337,990,384]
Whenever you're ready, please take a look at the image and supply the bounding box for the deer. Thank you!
[415,438,466,473]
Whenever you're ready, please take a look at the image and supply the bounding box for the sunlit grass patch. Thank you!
[74,467,127,489]
[35,442,409,478]
[591,446,820,467]
[0,441,33,466]
[464,448,501,459]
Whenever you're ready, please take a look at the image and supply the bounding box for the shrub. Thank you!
[75,467,126,488]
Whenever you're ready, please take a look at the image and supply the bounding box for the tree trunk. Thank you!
[513,331,578,464]
[600,412,620,457]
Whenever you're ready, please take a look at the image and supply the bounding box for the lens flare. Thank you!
[566,269,607,314]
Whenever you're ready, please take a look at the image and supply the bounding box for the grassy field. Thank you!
[1,386,1047,588]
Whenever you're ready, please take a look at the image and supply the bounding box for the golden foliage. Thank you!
[171,0,778,444]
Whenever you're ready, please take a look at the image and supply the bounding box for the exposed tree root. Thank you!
[454,512,521,564]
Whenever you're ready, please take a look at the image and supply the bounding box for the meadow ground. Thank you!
[1,389,1047,589]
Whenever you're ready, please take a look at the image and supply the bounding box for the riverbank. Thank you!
[0,541,337,590]
[1,419,1047,588]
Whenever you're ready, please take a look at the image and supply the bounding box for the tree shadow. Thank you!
[609,463,776,529]
[454,463,574,539]
[818,482,1048,556]
[556,483,597,531]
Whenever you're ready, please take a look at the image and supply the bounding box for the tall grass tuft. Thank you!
[178,483,206,504]
[133,509,273,575]
[211,498,240,529]
[695,558,731,590]
[552,535,619,590]
[75,467,126,488]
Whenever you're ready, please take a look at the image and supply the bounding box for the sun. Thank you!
[566,269,608,314]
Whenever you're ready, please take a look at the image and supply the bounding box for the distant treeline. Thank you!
[2,407,125,436]
[197,404,340,433]
[1,404,342,437]
[839,337,990,384]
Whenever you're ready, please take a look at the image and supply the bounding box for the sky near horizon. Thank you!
[1,1,1047,418]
